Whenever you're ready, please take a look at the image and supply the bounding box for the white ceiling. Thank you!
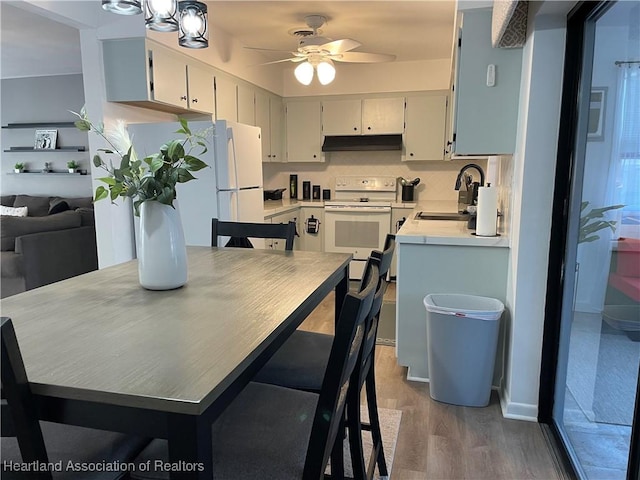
[1,0,459,80]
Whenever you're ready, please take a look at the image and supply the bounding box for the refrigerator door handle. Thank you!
[227,127,241,192]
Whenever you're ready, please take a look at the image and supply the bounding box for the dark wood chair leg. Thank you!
[330,422,346,479]
[365,365,388,478]
[347,391,367,480]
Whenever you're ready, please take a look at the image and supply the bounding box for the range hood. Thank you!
[321,134,403,152]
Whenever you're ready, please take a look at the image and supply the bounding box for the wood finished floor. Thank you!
[298,284,564,480]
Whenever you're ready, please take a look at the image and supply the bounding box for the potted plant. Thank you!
[579,201,624,244]
[13,162,24,173]
[67,160,79,173]
[73,108,209,290]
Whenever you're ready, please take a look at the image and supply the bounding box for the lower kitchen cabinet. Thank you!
[396,242,508,382]
[266,209,300,250]
[390,207,413,278]
[298,207,324,252]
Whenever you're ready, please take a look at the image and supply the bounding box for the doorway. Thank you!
[541,1,640,479]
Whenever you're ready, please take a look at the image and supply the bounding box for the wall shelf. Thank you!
[4,146,86,152]
[7,171,88,176]
[2,122,77,129]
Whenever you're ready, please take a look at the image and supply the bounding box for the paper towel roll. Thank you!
[476,186,498,236]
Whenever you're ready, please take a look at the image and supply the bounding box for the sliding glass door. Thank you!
[542,1,640,479]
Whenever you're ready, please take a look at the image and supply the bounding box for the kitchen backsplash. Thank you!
[263,151,494,203]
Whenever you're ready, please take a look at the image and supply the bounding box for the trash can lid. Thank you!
[424,293,504,321]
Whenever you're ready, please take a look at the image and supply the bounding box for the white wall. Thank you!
[501,12,568,420]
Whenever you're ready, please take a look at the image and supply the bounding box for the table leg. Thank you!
[335,264,349,326]
[167,414,213,480]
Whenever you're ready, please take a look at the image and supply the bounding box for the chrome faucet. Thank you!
[454,163,485,209]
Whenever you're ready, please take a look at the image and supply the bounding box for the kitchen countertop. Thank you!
[263,199,324,217]
[396,200,509,248]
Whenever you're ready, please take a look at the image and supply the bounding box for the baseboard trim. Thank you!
[500,388,539,421]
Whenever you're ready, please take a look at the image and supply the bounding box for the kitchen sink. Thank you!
[414,211,470,221]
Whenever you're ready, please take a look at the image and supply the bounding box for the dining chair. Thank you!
[252,233,396,479]
[211,217,297,250]
[0,317,151,480]
[129,260,380,479]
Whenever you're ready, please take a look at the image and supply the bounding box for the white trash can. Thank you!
[424,293,504,407]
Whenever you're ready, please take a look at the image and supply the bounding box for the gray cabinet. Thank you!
[322,97,405,136]
[403,95,448,161]
[267,209,300,250]
[450,8,522,155]
[285,101,323,163]
[256,92,284,163]
[298,207,324,252]
[390,207,413,277]
[103,38,213,115]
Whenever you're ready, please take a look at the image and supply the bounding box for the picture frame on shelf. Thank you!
[34,129,57,150]
[587,87,607,142]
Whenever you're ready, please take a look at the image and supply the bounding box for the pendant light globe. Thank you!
[294,61,314,86]
[316,59,336,85]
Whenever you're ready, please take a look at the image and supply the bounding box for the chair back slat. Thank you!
[303,261,378,478]
[211,218,296,250]
[1,317,51,474]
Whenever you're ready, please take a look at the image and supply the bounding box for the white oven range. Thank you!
[324,175,396,280]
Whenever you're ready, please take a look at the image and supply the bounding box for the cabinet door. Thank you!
[186,63,214,114]
[453,8,522,154]
[322,99,361,135]
[255,92,271,162]
[286,101,323,163]
[151,46,188,109]
[299,207,324,252]
[214,75,237,122]
[269,210,300,251]
[269,97,284,162]
[390,208,413,277]
[404,95,447,161]
[237,84,255,125]
[362,97,405,134]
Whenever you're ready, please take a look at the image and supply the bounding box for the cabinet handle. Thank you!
[353,127,357,131]
[410,152,414,156]
[267,154,271,158]
[272,154,276,158]
[313,154,317,158]
[367,126,372,130]
[192,98,198,103]
[180,95,187,101]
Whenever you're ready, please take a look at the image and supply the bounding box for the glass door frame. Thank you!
[539,2,640,479]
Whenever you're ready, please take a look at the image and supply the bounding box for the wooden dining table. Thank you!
[0,247,351,479]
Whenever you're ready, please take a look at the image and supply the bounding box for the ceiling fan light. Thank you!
[316,59,336,85]
[101,0,142,15]
[145,0,179,32]
[294,61,314,86]
[178,0,209,49]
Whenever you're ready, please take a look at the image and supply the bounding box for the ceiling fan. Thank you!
[247,15,396,85]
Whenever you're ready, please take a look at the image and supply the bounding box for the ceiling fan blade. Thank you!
[332,52,396,63]
[244,46,295,54]
[257,57,304,66]
[320,38,361,54]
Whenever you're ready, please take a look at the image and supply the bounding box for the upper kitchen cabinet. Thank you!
[255,91,284,163]
[285,100,323,163]
[403,94,448,161]
[214,74,238,122]
[322,97,405,135]
[103,38,213,115]
[450,8,522,155]
[236,84,255,125]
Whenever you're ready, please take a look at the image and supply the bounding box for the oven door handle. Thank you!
[324,206,391,213]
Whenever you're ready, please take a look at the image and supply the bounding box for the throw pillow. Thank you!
[0,206,28,217]
[48,200,70,215]
[13,195,50,217]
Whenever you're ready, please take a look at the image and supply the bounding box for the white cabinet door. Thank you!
[268,209,300,250]
[269,97,284,162]
[362,97,405,134]
[237,84,255,125]
[151,46,188,110]
[322,99,361,135]
[403,95,447,161]
[255,92,271,162]
[215,75,237,122]
[186,63,214,114]
[298,207,324,252]
[286,101,323,163]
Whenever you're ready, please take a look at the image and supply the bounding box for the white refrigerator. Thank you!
[129,120,265,247]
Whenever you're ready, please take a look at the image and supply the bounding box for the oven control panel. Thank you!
[334,176,397,191]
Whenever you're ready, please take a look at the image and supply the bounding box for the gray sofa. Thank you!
[1,194,98,298]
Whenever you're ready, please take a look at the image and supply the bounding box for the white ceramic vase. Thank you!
[138,201,188,290]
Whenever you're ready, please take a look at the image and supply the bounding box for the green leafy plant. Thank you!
[72,108,209,215]
[13,162,24,170]
[579,201,625,243]
[67,160,79,169]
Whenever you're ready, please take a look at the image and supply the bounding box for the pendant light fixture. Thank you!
[178,1,209,49]
[294,62,314,86]
[316,59,336,85]
[145,0,179,32]
[102,0,142,15]
[102,0,209,49]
